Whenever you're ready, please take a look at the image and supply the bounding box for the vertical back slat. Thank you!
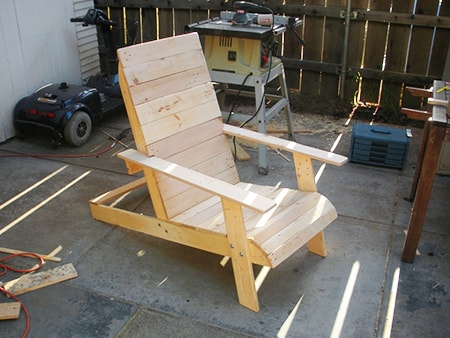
[117,33,239,218]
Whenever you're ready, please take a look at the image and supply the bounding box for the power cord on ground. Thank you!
[0,128,131,159]
[0,252,45,338]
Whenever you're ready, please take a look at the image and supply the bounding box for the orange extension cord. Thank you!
[0,252,45,338]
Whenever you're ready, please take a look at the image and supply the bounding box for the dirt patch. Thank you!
[288,91,425,128]
[225,89,423,128]
[223,90,424,150]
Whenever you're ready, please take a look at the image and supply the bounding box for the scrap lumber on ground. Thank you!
[0,302,21,320]
[3,263,78,296]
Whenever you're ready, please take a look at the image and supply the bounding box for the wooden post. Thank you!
[402,121,447,262]
[408,120,430,201]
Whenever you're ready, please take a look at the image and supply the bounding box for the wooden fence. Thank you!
[93,0,450,114]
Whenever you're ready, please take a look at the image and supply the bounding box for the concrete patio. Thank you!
[1,109,449,337]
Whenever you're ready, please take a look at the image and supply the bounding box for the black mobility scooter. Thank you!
[13,9,131,146]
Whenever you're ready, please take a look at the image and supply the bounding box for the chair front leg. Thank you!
[221,198,259,312]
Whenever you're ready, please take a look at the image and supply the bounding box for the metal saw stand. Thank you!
[212,62,295,174]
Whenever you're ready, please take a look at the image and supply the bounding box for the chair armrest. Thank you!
[118,149,276,213]
[223,124,347,166]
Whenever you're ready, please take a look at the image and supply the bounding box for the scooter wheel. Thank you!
[64,111,92,146]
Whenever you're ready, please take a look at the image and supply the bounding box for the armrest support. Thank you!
[118,149,276,213]
[223,124,347,166]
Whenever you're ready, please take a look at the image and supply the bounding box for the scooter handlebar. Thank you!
[70,9,117,27]
[70,17,85,23]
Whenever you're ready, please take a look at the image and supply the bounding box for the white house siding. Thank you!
[0,0,100,143]
[73,0,100,82]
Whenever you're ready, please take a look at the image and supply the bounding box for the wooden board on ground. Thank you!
[4,263,78,296]
[0,246,61,262]
[0,302,20,320]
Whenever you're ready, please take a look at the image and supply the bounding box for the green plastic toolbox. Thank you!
[349,123,410,169]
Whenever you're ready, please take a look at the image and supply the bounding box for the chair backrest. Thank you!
[117,33,240,219]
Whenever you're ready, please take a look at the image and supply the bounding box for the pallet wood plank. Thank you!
[0,302,20,320]
[4,263,78,296]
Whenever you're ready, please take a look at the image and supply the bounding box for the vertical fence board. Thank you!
[410,0,440,75]
[158,8,174,39]
[429,2,450,77]
[428,30,449,76]
[402,1,438,109]
[408,27,434,75]
[342,0,367,103]
[300,0,326,96]
[283,0,304,89]
[124,7,141,45]
[386,0,414,72]
[321,1,343,99]
[360,0,391,104]
[190,5,209,24]
[141,7,157,42]
[209,0,224,20]
[416,0,439,15]
[109,7,125,46]
[383,1,415,110]
[174,9,190,35]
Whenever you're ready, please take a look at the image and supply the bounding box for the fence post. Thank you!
[340,0,352,99]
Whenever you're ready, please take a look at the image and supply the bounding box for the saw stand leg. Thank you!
[212,63,295,174]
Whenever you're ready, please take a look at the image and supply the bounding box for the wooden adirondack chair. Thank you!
[89,33,347,312]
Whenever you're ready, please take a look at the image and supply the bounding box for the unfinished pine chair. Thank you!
[89,33,348,312]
